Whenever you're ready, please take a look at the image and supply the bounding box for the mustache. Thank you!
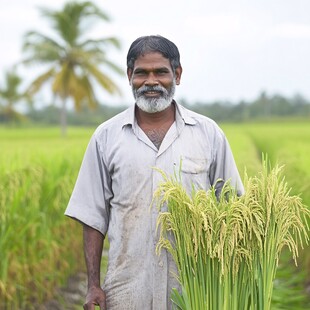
[135,85,168,97]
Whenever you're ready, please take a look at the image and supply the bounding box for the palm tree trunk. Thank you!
[60,98,67,137]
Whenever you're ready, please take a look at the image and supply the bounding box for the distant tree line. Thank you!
[24,104,126,126]
[13,91,308,126]
[182,92,310,122]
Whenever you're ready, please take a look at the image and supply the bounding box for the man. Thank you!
[65,35,244,310]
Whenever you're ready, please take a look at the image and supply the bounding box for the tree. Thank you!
[22,1,123,136]
[0,68,28,123]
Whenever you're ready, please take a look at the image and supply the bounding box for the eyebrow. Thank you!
[133,66,170,73]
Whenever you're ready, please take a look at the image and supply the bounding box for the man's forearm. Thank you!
[83,224,104,289]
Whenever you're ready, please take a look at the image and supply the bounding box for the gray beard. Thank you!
[132,81,176,113]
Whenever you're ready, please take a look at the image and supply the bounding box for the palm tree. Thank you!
[22,1,123,136]
[0,68,28,123]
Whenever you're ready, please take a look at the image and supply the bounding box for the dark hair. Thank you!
[127,35,181,73]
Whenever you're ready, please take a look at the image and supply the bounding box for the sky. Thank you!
[0,0,309,107]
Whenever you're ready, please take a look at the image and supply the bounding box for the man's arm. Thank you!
[83,224,107,310]
[209,133,244,197]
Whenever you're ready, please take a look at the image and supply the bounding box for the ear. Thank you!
[175,66,182,85]
[127,68,132,85]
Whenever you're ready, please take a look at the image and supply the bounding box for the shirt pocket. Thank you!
[180,156,210,191]
[181,156,208,174]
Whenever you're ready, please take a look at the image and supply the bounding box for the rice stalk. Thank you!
[154,159,310,310]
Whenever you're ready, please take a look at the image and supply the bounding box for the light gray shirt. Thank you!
[65,102,244,310]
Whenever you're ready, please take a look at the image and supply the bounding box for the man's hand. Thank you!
[83,286,107,310]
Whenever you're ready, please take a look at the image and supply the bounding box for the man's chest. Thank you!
[104,127,213,200]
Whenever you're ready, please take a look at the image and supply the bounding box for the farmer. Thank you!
[65,35,244,310]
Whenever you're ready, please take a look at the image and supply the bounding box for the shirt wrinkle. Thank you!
[65,102,244,310]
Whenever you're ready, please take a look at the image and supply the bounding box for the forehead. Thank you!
[133,52,172,70]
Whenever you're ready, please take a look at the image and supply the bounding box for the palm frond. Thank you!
[23,32,65,64]
[26,68,55,96]
[78,36,121,49]
[23,31,64,51]
[76,75,97,109]
[0,70,22,101]
[0,68,29,120]
[84,63,122,95]
[51,64,71,98]
[68,74,97,111]
[100,58,124,75]
[38,1,111,46]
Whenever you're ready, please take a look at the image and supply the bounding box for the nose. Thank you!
[145,72,158,86]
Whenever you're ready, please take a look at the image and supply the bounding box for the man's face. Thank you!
[127,52,182,113]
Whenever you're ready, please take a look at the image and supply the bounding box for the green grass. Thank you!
[0,126,94,308]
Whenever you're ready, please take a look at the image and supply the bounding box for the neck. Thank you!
[135,102,176,149]
[135,102,175,127]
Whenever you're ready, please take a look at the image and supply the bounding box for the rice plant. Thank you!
[154,159,310,310]
[0,127,92,308]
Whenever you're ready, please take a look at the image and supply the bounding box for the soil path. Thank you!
[42,272,87,310]
[42,250,109,309]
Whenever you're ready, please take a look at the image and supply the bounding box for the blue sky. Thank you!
[0,0,309,106]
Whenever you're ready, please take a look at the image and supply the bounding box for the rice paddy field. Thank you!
[0,120,309,309]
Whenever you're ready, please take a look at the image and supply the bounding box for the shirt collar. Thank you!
[121,105,135,128]
[174,101,197,126]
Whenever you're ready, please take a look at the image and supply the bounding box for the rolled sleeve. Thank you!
[65,134,111,235]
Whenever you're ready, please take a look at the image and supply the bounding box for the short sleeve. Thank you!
[64,134,112,235]
[209,131,244,197]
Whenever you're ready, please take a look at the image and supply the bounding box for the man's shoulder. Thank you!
[178,104,220,128]
[94,106,133,135]
[177,104,226,142]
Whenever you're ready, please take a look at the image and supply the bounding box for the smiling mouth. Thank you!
[143,91,162,97]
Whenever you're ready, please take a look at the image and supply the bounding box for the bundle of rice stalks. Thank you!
[154,160,310,310]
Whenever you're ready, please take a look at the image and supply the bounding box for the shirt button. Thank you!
[159,261,164,267]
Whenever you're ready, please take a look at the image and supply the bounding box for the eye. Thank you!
[156,69,169,75]
[133,70,146,76]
